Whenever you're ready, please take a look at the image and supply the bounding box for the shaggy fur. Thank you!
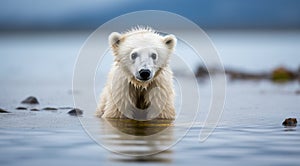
[96,27,176,119]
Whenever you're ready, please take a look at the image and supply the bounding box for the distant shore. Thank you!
[196,65,300,83]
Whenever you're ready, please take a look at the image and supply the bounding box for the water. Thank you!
[0,31,300,166]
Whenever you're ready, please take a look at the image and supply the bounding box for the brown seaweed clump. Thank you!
[271,67,296,82]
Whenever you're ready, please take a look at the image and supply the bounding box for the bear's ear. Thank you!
[108,32,122,48]
[163,34,177,50]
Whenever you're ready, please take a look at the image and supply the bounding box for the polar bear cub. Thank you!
[96,27,176,120]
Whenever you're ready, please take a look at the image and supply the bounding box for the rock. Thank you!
[30,108,39,111]
[21,96,39,104]
[297,66,300,79]
[68,108,83,116]
[42,107,58,111]
[282,118,297,127]
[0,108,10,113]
[16,107,27,110]
[271,67,295,82]
[295,90,300,95]
[195,66,209,78]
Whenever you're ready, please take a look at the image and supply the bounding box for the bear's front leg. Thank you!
[157,105,176,119]
[147,85,175,120]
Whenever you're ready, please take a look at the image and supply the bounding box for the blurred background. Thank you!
[1,0,300,31]
[1,0,300,85]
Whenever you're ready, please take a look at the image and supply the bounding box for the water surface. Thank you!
[0,31,300,166]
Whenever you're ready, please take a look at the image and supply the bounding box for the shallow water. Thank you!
[1,79,299,166]
[0,31,300,165]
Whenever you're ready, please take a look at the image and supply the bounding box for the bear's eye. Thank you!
[131,52,138,60]
[151,53,157,60]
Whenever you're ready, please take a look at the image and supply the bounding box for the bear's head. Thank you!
[108,27,177,83]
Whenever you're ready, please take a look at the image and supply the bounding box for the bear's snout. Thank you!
[138,69,152,81]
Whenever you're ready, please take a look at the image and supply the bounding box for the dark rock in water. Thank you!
[21,96,39,104]
[16,107,27,110]
[42,107,58,111]
[30,108,39,111]
[195,66,209,78]
[297,66,300,80]
[68,108,83,116]
[271,67,295,82]
[295,90,300,95]
[282,118,297,127]
[0,108,10,113]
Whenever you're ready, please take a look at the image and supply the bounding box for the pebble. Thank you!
[42,107,58,111]
[21,96,39,104]
[30,108,39,111]
[16,107,27,110]
[68,108,83,116]
[0,108,10,113]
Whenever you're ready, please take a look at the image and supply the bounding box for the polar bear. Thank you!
[96,27,176,120]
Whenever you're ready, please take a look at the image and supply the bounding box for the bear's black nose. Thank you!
[139,69,151,80]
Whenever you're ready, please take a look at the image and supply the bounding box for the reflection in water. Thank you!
[110,154,172,163]
[105,119,173,136]
[99,118,174,162]
[283,126,297,132]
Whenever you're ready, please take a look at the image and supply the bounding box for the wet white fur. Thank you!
[96,27,177,119]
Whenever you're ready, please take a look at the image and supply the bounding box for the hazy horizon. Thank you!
[1,0,300,31]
